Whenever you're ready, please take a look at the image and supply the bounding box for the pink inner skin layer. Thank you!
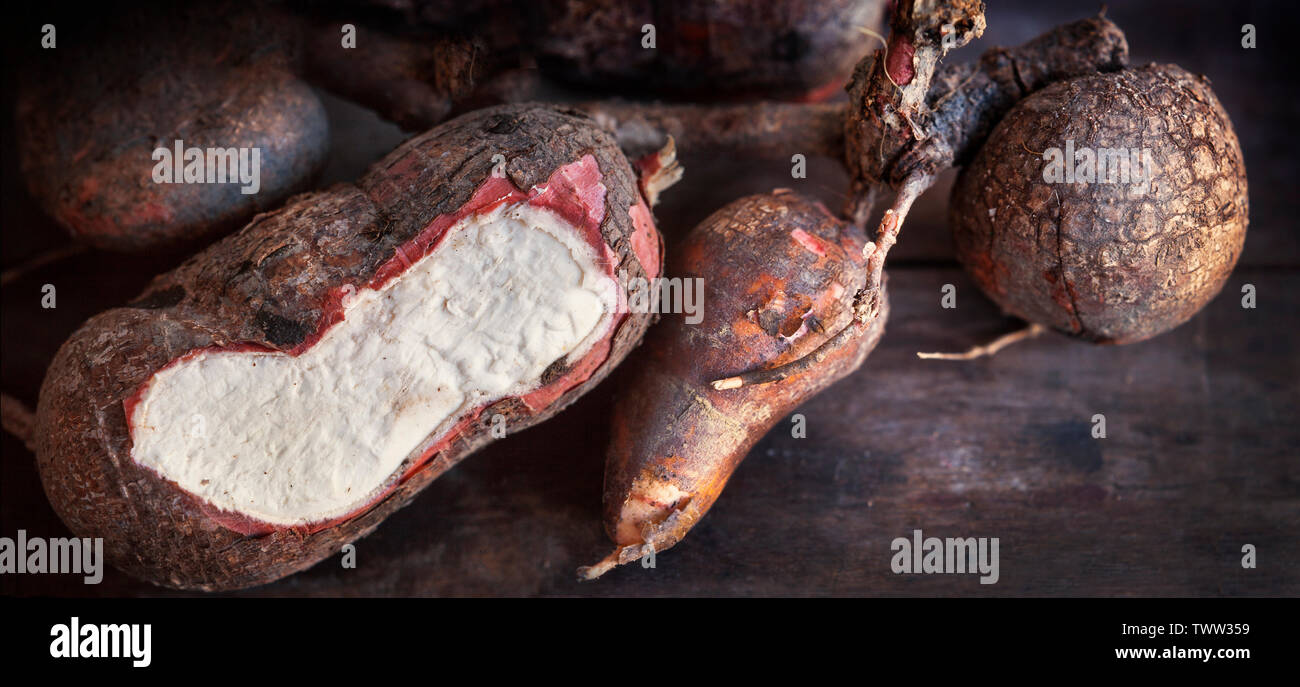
[124,154,658,536]
[628,200,661,283]
[790,228,828,257]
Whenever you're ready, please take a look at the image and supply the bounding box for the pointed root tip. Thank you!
[577,543,647,581]
[711,377,743,391]
[576,555,618,581]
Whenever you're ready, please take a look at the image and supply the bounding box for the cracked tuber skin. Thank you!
[840,8,1246,346]
[580,191,888,578]
[950,64,1248,343]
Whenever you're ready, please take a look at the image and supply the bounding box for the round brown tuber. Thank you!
[15,5,331,252]
[949,64,1248,344]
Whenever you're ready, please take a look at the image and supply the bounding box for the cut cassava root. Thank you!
[36,104,665,590]
[580,190,888,579]
[129,201,619,527]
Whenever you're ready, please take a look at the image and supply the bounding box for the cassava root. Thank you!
[582,190,888,578]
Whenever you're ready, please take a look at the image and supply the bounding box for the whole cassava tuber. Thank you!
[581,190,888,578]
[949,64,1248,343]
[15,5,330,252]
[14,2,503,250]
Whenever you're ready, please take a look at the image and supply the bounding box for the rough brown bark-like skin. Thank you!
[35,105,661,591]
[528,0,885,101]
[596,192,888,572]
[950,65,1248,343]
[843,10,1134,219]
[887,15,1128,186]
[15,7,329,252]
[843,0,985,218]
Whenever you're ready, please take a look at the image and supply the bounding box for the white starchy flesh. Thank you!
[130,203,617,526]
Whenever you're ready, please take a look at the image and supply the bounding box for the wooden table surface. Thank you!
[2,0,1297,596]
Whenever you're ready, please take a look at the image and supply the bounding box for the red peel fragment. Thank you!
[885,33,916,86]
